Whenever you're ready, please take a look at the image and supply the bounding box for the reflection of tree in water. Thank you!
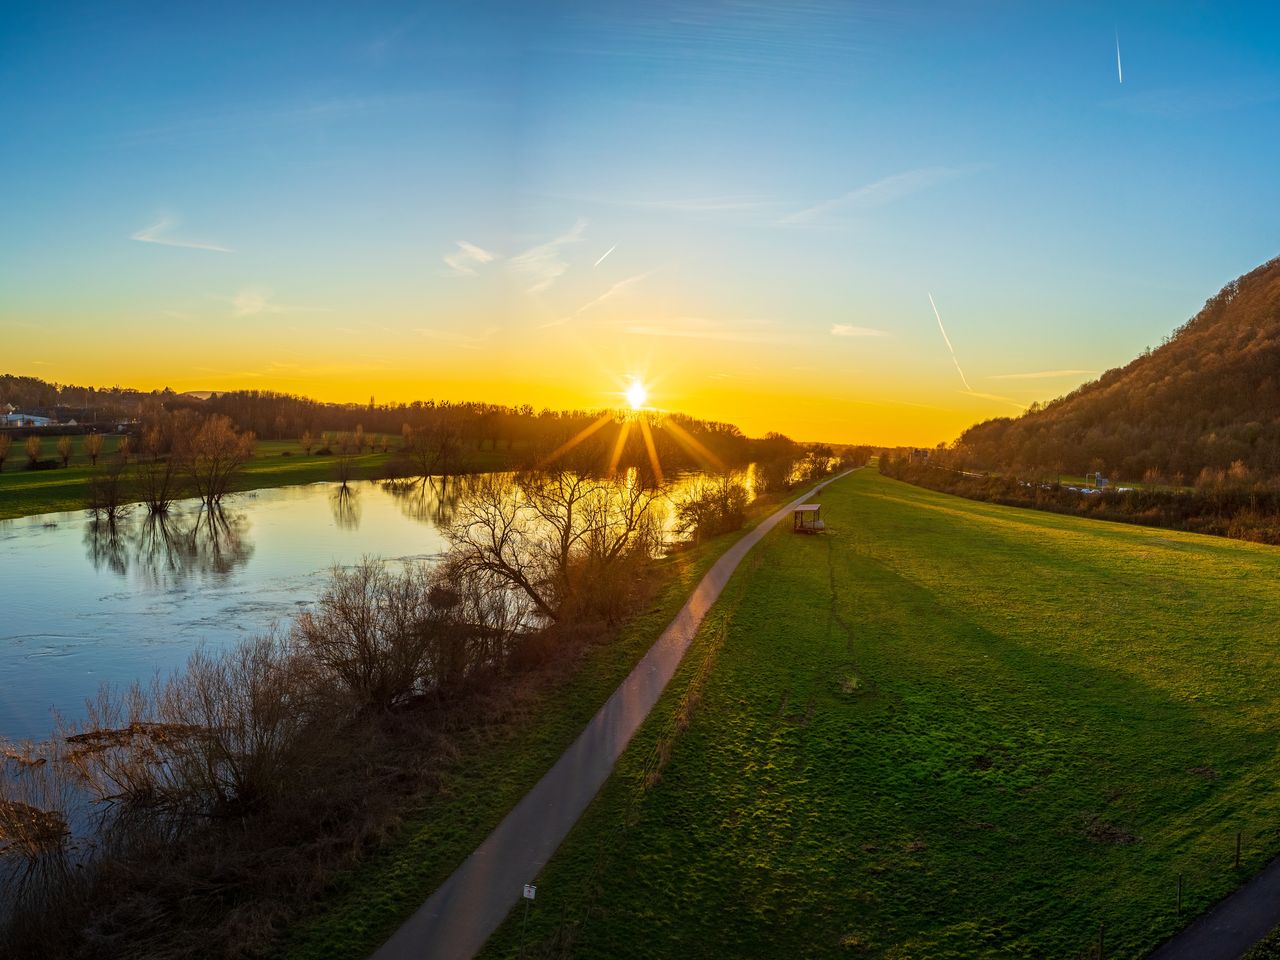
[381,474,475,527]
[329,484,361,530]
[83,518,129,577]
[83,507,254,586]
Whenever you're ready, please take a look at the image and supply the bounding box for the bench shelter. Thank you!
[793,503,825,534]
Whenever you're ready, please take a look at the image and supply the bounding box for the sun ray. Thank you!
[607,419,633,476]
[636,416,664,485]
[538,411,615,467]
[662,417,725,471]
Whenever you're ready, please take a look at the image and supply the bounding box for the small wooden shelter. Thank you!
[793,503,825,534]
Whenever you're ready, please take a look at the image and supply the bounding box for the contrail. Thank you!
[1115,30,1123,84]
[593,244,616,268]
[929,292,972,392]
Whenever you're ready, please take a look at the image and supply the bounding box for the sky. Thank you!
[3,1,1280,446]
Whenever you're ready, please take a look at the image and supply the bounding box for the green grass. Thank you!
[479,468,1280,959]
[0,437,524,520]
[277,491,797,960]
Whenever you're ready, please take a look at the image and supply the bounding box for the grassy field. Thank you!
[276,489,800,960]
[0,436,521,521]
[478,468,1280,959]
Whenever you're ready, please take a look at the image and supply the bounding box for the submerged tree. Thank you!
[180,415,256,507]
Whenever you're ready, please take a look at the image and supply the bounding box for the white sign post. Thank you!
[519,883,537,959]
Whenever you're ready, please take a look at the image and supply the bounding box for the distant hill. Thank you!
[952,256,1280,481]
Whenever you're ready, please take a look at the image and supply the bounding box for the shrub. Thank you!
[676,472,749,541]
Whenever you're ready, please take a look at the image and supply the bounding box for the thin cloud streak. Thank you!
[1116,29,1123,84]
[131,217,231,253]
[626,317,779,344]
[593,244,617,268]
[989,369,1095,380]
[782,166,978,225]
[830,324,888,338]
[963,390,1028,411]
[417,326,499,350]
[928,292,972,392]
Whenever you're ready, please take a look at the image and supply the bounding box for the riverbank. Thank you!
[0,439,522,522]
[276,484,810,960]
[482,469,1280,958]
[0,466,833,958]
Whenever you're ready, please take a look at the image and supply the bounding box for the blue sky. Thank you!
[3,1,1279,443]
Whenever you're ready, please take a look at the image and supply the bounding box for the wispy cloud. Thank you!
[543,272,651,328]
[131,216,230,253]
[989,369,1095,380]
[626,316,779,344]
[226,287,325,317]
[509,219,587,294]
[830,324,888,338]
[443,240,497,276]
[782,166,979,225]
[417,326,499,350]
[543,192,777,215]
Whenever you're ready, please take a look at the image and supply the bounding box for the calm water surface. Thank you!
[0,471,727,743]
[0,480,454,742]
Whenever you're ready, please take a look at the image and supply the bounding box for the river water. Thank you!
[0,472,730,744]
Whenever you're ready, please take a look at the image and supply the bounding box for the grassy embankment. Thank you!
[0,437,523,521]
[479,467,1280,959]
[277,485,807,960]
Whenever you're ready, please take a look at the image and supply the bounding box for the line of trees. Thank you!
[880,453,1280,545]
[85,412,255,521]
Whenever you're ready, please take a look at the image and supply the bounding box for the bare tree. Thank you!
[180,415,256,506]
[291,559,440,711]
[83,433,103,466]
[445,469,663,623]
[0,433,10,472]
[301,430,315,455]
[66,632,311,819]
[86,456,132,524]
[404,418,463,478]
[136,426,183,514]
[56,436,72,468]
[24,435,41,468]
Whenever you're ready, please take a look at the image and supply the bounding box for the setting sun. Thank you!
[625,380,648,410]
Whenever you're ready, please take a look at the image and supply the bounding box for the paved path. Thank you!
[1148,854,1280,960]
[371,469,858,960]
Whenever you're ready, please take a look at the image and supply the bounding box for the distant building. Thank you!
[910,448,931,462]
[1,411,55,427]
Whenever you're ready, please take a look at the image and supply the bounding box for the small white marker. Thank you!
[523,884,537,900]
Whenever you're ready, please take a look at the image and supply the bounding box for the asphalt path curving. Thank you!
[370,469,858,960]
[1147,854,1280,960]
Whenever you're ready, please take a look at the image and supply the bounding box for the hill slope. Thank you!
[954,256,1280,480]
